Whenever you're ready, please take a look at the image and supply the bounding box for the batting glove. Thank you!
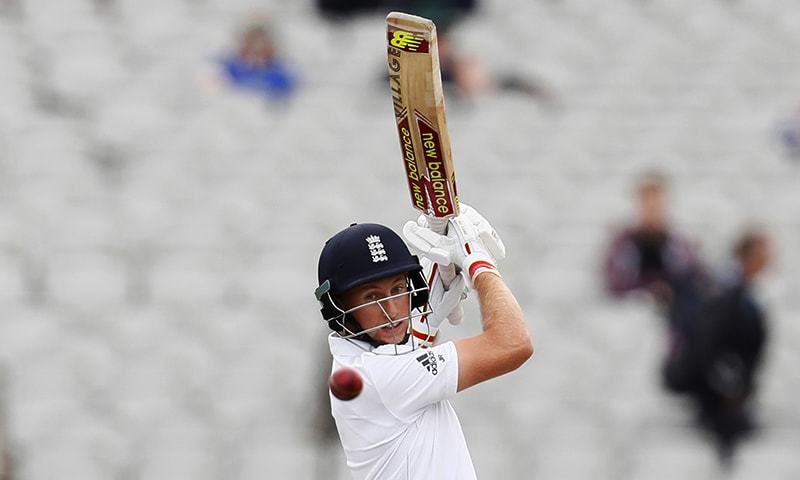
[403,203,505,264]
[403,219,457,265]
[403,203,505,287]
[447,213,501,288]
[410,259,467,347]
[458,204,506,261]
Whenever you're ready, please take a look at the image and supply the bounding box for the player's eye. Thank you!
[390,284,408,296]
[364,292,381,303]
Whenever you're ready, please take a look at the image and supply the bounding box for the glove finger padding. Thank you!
[411,268,467,347]
[403,203,503,290]
[403,220,455,266]
[447,215,500,288]
[460,203,506,260]
[430,272,466,328]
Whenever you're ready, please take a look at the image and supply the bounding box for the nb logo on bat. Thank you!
[390,30,424,52]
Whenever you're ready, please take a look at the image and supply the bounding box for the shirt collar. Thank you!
[328,332,372,356]
[328,332,417,356]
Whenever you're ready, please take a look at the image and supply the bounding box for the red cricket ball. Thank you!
[329,367,363,401]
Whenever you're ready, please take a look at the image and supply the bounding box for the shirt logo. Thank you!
[366,235,388,263]
[416,351,439,375]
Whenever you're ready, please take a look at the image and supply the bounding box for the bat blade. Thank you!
[386,12,459,226]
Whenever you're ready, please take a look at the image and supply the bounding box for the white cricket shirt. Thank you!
[328,334,477,480]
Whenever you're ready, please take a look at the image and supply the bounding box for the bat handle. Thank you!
[426,216,464,326]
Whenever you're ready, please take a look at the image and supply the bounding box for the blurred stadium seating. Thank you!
[0,0,799,479]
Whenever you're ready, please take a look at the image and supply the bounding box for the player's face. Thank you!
[340,273,411,345]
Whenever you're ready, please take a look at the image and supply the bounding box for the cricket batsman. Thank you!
[314,204,533,479]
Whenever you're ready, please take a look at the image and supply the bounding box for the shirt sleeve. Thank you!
[363,341,459,422]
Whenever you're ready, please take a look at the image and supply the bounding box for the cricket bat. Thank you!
[386,12,463,325]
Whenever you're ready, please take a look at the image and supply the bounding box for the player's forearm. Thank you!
[474,271,533,365]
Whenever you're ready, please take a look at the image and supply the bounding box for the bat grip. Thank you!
[425,215,464,326]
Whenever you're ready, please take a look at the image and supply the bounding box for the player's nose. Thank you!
[382,295,403,320]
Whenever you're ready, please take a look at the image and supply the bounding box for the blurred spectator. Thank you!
[602,172,706,324]
[316,0,380,17]
[778,109,800,157]
[662,228,772,463]
[380,24,556,104]
[218,21,297,101]
[436,29,491,98]
[318,0,554,103]
[316,0,477,23]
[437,29,554,103]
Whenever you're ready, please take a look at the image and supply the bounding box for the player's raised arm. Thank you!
[454,267,531,391]
[404,204,533,391]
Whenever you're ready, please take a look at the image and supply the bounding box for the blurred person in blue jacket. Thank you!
[663,228,772,463]
[778,109,800,158]
[220,21,296,101]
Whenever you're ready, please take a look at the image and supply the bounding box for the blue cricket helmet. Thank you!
[315,223,429,331]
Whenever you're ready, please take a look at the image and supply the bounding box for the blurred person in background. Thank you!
[380,20,553,102]
[662,228,772,464]
[316,0,384,17]
[778,106,800,158]
[602,172,707,327]
[436,28,554,103]
[315,205,532,479]
[217,20,297,101]
[316,0,555,103]
[377,19,555,103]
[316,0,477,21]
[436,27,492,98]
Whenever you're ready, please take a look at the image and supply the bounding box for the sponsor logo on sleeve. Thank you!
[416,350,439,375]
